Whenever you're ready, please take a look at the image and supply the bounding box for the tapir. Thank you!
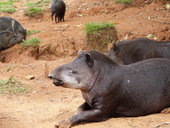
[49,50,170,128]
[108,38,170,64]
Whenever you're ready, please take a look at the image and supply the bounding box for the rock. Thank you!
[26,75,35,80]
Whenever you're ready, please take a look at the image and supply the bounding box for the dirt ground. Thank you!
[0,0,170,128]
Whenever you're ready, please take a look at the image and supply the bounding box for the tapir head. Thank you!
[48,51,98,91]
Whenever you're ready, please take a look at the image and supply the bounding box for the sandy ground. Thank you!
[0,0,170,128]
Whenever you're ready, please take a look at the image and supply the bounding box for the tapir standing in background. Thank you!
[51,0,66,23]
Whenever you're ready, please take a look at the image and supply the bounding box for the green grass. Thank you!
[25,2,35,7]
[24,7,43,17]
[0,1,16,13]
[21,38,41,47]
[8,0,20,2]
[0,77,29,95]
[115,0,133,5]
[84,22,118,52]
[0,1,13,5]
[25,0,50,7]
[0,7,16,13]
[27,30,41,36]
[24,0,50,17]
[84,22,115,35]
[25,1,48,7]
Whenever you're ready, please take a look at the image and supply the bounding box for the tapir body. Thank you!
[0,30,20,50]
[108,38,170,64]
[51,0,66,23]
[0,16,26,50]
[0,16,26,41]
[49,50,170,128]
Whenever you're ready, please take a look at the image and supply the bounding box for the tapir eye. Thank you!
[114,46,120,53]
[68,70,77,74]
[72,70,77,74]
[18,29,22,34]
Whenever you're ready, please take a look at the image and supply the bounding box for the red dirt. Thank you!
[0,0,170,128]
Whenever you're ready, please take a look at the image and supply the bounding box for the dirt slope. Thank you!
[0,0,170,128]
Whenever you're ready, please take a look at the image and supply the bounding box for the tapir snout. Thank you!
[48,73,64,86]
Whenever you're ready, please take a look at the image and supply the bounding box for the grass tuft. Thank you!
[84,22,118,52]
[115,0,133,5]
[24,0,50,17]
[0,1,13,5]
[8,0,20,2]
[0,76,29,95]
[27,30,41,36]
[21,38,41,47]
[84,22,115,35]
[0,1,16,13]
[24,7,43,17]
[0,7,16,13]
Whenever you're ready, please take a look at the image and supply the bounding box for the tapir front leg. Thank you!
[55,109,107,128]
[77,102,91,112]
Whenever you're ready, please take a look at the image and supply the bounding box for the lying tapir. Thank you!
[0,16,26,41]
[108,38,170,64]
[0,29,21,50]
[0,16,26,50]
[49,50,170,128]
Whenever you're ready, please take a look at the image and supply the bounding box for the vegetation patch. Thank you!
[115,0,133,5]
[24,0,50,17]
[0,76,29,95]
[24,7,43,17]
[21,38,41,59]
[21,38,41,48]
[84,22,115,35]
[27,30,41,36]
[84,22,118,52]
[8,0,20,2]
[25,0,50,7]
[0,0,17,13]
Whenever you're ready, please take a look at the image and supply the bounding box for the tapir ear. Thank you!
[112,42,117,51]
[113,42,120,52]
[78,50,84,56]
[85,53,94,67]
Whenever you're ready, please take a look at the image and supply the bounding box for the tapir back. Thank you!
[108,38,170,64]
[115,58,170,116]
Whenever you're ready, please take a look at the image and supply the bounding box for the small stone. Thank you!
[75,24,83,28]
[77,14,83,17]
[26,75,35,80]
[63,24,69,27]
